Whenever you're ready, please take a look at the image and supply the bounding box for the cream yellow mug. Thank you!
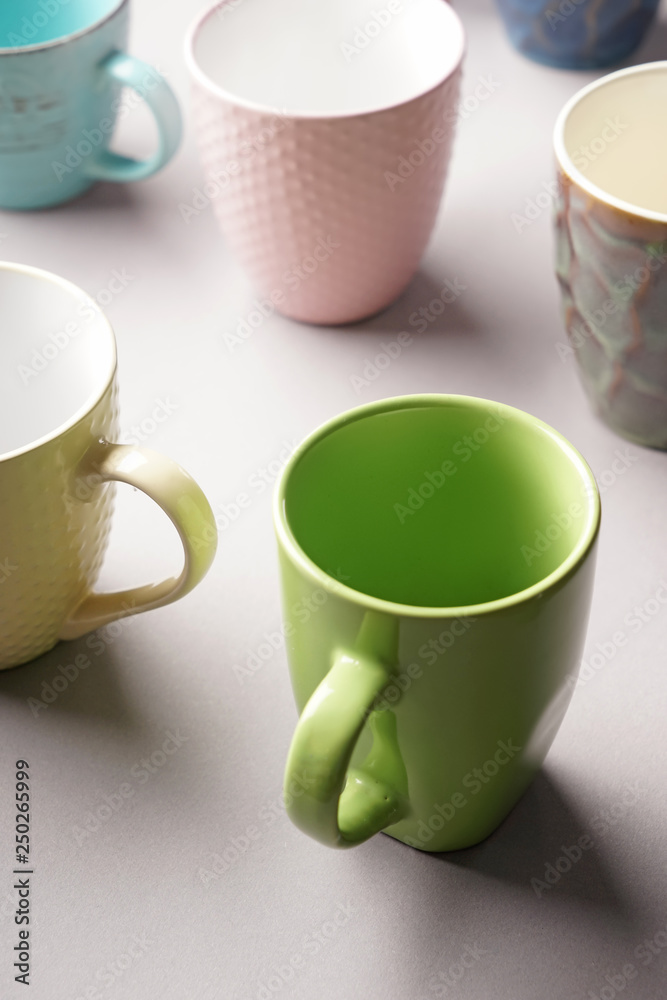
[0,262,217,670]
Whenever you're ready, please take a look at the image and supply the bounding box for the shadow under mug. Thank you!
[275,395,600,851]
[495,0,660,70]
[186,0,464,325]
[0,262,217,670]
[0,0,182,209]
[554,62,667,448]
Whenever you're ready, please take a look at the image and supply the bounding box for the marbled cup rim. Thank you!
[554,60,667,224]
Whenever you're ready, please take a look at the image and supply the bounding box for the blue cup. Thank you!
[495,0,660,69]
[0,0,182,209]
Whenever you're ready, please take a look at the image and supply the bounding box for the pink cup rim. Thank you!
[184,0,465,120]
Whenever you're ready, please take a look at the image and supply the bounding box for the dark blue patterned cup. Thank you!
[496,0,660,69]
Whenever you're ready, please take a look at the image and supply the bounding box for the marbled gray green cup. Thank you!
[554,63,667,449]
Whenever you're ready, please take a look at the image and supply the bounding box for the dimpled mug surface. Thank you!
[495,0,660,70]
[186,0,464,325]
[0,0,181,209]
[555,63,667,448]
[0,270,118,666]
[276,396,601,851]
[0,262,217,670]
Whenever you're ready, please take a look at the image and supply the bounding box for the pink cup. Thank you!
[185,0,465,325]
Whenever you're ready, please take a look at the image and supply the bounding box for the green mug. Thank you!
[274,395,601,851]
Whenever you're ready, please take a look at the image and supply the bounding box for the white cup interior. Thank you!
[0,265,116,458]
[557,63,667,216]
[190,0,464,116]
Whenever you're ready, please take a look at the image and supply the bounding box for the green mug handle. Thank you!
[284,614,410,848]
[86,52,182,183]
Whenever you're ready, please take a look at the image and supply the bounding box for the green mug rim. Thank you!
[273,393,601,620]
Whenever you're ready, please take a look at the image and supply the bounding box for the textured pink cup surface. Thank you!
[186,0,464,326]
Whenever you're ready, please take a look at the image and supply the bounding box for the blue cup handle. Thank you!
[86,52,182,183]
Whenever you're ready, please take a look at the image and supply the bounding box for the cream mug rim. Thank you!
[0,261,117,464]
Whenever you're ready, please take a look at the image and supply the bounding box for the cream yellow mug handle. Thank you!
[59,442,217,641]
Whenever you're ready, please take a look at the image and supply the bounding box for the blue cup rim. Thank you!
[0,0,128,55]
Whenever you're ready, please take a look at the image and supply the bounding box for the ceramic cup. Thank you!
[555,63,667,448]
[275,395,600,851]
[185,0,464,325]
[0,262,217,670]
[495,0,659,70]
[0,0,182,209]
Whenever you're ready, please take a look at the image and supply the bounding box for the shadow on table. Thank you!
[60,180,138,215]
[0,631,142,730]
[368,769,665,999]
[342,269,488,343]
[438,770,631,914]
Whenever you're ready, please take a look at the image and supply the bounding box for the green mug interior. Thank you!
[0,0,120,48]
[284,398,598,609]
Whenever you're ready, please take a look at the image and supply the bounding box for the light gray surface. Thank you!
[2,1,667,998]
